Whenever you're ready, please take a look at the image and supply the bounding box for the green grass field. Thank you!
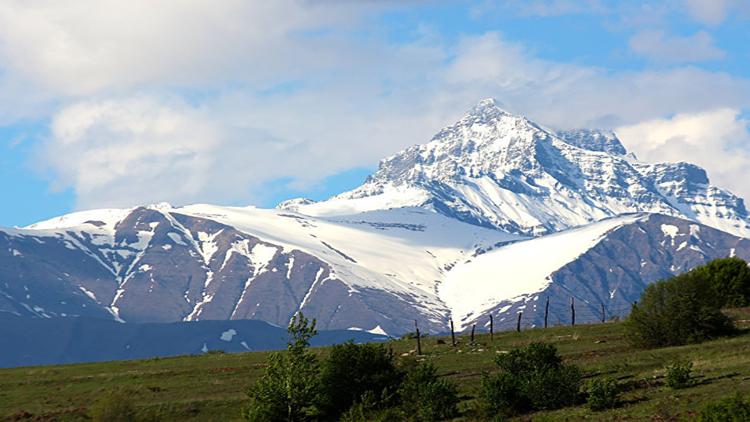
[2,309,750,421]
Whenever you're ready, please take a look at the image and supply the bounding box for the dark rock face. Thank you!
[470,214,749,331]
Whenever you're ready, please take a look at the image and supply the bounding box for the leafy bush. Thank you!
[339,396,405,422]
[89,391,137,422]
[479,343,581,417]
[479,371,527,418]
[625,270,734,348]
[665,361,694,390]
[319,342,404,418]
[587,377,619,411]
[244,313,322,422]
[399,362,460,421]
[693,257,750,308]
[698,394,750,421]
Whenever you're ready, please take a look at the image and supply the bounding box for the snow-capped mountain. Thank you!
[2,99,749,336]
[1,204,518,335]
[295,99,750,238]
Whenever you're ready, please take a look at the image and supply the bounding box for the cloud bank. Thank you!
[0,1,748,208]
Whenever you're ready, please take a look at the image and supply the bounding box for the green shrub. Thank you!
[399,362,460,421]
[319,342,404,418]
[693,257,750,308]
[340,397,405,422]
[587,377,619,411]
[479,371,528,418]
[524,364,581,410]
[665,361,694,389]
[244,313,322,422]
[479,343,581,417]
[625,270,734,348]
[698,394,750,421]
[89,391,137,422]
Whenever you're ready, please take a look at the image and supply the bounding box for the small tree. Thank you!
[665,361,694,390]
[244,313,321,422]
[319,342,404,418]
[625,271,733,348]
[399,362,460,421]
[479,343,581,417]
[699,394,750,421]
[693,257,750,308]
[587,377,619,411]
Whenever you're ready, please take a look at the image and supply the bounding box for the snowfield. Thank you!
[440,214,645,329]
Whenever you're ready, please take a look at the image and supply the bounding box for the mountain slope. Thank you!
[1,204,518,335]
[0,314,386,368]
[462,213,750,331]
[294,99,750,238]
[2,206,745,334]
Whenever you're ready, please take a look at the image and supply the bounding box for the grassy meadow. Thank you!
[2,308,749,421]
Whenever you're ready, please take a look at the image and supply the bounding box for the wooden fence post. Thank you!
[470,324,476,343]
[489,314,494,341]
[571,297,576,326]
[450,319,456,347]
[516,311,522,333]
[600,303,605,323]
[414,320,422,356]
[544,297,549,328]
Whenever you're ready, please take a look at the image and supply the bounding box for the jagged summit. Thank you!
[297,99,750,237]
[556,128,628,156]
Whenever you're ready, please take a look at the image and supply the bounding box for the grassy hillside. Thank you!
[2,309,750,421]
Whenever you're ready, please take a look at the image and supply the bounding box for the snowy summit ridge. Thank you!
[299,98,750,238]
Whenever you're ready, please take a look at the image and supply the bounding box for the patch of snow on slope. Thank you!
[220,329,237,342]
[249,244,278,274]
[441,214,645,329]
[167,232,187,246]
[78,286,97,301]
[661,224,679,239]
[368,325,388,336]
[196,231,221,265]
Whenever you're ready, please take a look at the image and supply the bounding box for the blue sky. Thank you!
[0,0,748,227]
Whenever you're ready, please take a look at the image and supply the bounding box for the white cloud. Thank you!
[683,0,733,26]
[437,32,749,129]
[41,96,227,208]
[0,3,748,209]
[38,91,452,209]
[616,109,750,200]
[0,1,380,99]
[629,30,725,63]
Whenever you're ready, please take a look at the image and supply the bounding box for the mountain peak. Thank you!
[465,97,515,120]
[308,98,750,238]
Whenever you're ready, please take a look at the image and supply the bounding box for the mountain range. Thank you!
[2,98,748,341]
